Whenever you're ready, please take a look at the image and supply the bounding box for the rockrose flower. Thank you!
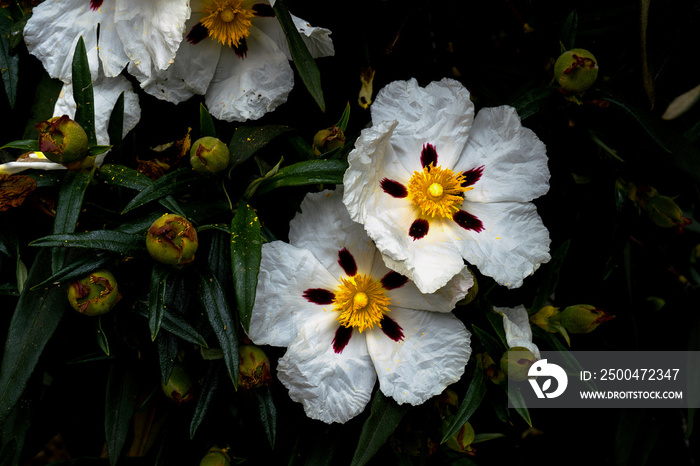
[494,305,541,359]
[247,188,472,424]
[130,0,334,122]
[343,78,551,293]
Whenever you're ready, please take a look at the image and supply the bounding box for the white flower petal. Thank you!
[289,188,376,279]
[204,27,293,122]
[366,307,471,405]
[494,305,540,359]
[370,78,475,171]
[115,0,191,78]
[0,153,66,175]
[383,266,474,313]
[252,14,334,61]
[97,4,131,78]
[449,201,550,288]
[247,241,338,348]
[277,316,376,424]
[459,106,549,203]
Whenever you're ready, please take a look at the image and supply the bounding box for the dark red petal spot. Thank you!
[381,316,404,342]
[381,271,409,290]
[303,288,335,305]
[187,23,209,44]
[408,219,429,240]
[332,326,353,353]
[233,37,248,59]
[421,143,438,169]
[252,3,276,16]
[90,0,103,10]
[338,248,358,277]
[453,210,484,232]
[461,165,484,187]
[380,178,408,198]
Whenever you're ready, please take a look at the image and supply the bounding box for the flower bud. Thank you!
[312,126,345,156]
[238,345,272,390]
[36,115,89,164]
[199,447,231,466]
[560,304,614,333]
[146,214,199,266]
[434,388,459,419]
[162,363,195,405]
[445,420,476,454]
[530,306,570,346]
[66,269,119,316]
[500,347,537,382]
[645,195,691,229]
[554,48,599,93]
[476,352,505,384]
[190,136,230,175]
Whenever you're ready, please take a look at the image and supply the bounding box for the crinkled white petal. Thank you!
[448,201,550,288]
[494,305,540,359]
[247,241,338,348]
[96,3,131,78]
[366,307,471,405]
[204,26,293,122]
[459,106,549,203]
[0,153,66,175]
[289,188,375,279]
[277,315,376,424]
[115,0,191,78]
[370,78,475,172]
[54,72,141,155]
[23,0,104,82]
[254,14,334,61]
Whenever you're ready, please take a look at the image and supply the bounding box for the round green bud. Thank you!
[645,195,691,229]
[190,136,230,175]
[36,115,89,165]
[162,363,194,405]
[560,305,614,334]
[146,214,199,267]
[199,447,231,466]
[500,347,537,382]
[312,126,345,156]
[66,269,119,316]
[554,48,599,93]
[238,345,272,390]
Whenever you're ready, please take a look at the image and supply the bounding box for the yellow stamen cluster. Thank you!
[333,274,390,333]
[407,164,472,218]
[201,0,255,48]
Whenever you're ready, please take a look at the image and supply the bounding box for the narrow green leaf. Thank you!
[190,361,220,439]
[30,254,111,290]
[254,387,277,448]
[31,230,146,255]
[197,269,238,387]
[97,164,185,215]
[231,202,262,332]
[15,255,27,295]
[0,437,17,466]
[87,145,113,158]
[72,36,97,146]
[199,103,217,138]
[52,169,95,272]
[510,86,558,120]
[530,240,570,314]
[228,125,292,169]
[485,307,508,348]
[472,433,505,444]
[336,102,351,132]
[96,317,110,356]
[0,250,66,425]
[107,91,125,158]
[121,168,200,214]
[25,170,63,188]
[350,391,409,466]
[560,10,578,51]
[105,362,139,466]
[161,309,208,347]
[0,9,18,109]
[0,140,39,151]
[157,332,177,384]
[149,265,169,340]
[22,74,63,141]
[441,358,486,443]
[505,386,532,427]
[254,159,348,196]
[472,324,506,362]
[273,0,325,112]
[614,410,642,466]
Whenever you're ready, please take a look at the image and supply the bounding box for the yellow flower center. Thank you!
[201,0,255,48]
[333,274,390,333]
[407,164,472,218]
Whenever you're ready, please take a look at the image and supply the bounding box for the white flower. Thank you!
[130,0,334,122]
[343,78,551,294]
[494,305,540,359]
[247,188,472,424]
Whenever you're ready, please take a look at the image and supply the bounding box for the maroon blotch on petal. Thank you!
[453,210,484,232]
[303,288,335,305]
[187,23,209,44]
[338,248,358,276]
[90,0,104,10]
[380,178,408,198]
[332,325,353,353]
[381,271,409,290]
[252,3,276,16]
[233,38,248,59]
[421,143,438,169]
[381,316,404,342]
[408,219,429,240]
[461,165,484,187]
